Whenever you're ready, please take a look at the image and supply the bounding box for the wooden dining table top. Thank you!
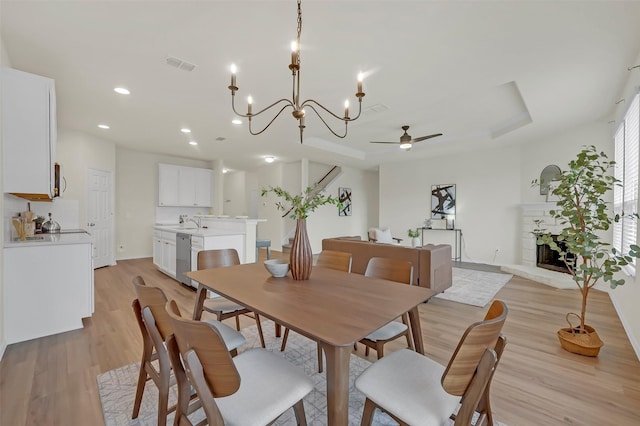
[186,262,435,347]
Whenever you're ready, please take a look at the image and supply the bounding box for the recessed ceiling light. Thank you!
[265,156,275,163]
[189,141,198,146]
[232,119,242,125]
[181,128,191,133]
[114,87,130,95]
[97,124,110,129]
[222,168,229,174]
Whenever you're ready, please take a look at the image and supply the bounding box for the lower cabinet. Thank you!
[3,242,94,344]
[153,230,176,278]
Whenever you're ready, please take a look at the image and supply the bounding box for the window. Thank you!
[613,92,639,274]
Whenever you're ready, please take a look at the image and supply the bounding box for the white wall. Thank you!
[257,161,378,253]
[56,129,117,228]
[380,144,522,264]
[0,34,11,359]
[608,49,640,359]
[115,148,211,259]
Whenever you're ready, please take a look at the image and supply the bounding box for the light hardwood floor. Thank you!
[1,254,639,425]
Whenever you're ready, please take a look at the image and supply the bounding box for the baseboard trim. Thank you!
[0,338,7,361]
[609,292,640,362]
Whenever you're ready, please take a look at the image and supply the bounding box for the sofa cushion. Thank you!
[374,228,394,244]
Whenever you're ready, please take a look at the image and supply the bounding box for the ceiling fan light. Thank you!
[399,143,412,149]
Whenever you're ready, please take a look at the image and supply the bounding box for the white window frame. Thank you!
[613,92,639,276]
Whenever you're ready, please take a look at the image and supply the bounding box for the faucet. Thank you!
[186,216,201,229]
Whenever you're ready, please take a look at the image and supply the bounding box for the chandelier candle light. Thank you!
[228,0,365,143]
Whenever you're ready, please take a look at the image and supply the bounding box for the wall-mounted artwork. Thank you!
[338,187,352,216]
[431,184,456,223]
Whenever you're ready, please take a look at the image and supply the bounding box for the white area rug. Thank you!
[434,268,512,307]
[98,321,507,425]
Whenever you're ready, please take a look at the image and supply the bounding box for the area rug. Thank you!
[434,267,512,307]
[98,321,506,425]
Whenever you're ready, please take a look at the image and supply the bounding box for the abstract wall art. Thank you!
[338,187,352,216]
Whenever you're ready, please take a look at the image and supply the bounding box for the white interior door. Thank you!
[87,168,114,268]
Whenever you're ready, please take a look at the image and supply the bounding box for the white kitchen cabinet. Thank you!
[2,67,57,197]
[158,163,180,206]
[189,233,244,289]
[158,163,212,207]
[3,241,93,344]
[153,230,176,277]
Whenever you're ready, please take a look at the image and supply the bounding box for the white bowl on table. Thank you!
[264,259,290,278]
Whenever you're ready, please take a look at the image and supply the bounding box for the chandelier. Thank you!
[228,0,365,143]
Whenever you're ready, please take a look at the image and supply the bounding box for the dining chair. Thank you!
[356,257,414,359]
[193,248,266,348]
[355,300,509,426]
[131,276,246,426]
[166,299,314,426]
[279,250,353,373]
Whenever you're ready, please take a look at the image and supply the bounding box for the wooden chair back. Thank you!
[166,300,241,398]
[316,250,352,272]
[441,300,508,396]
[197,248,241,270]
[364,257,413,285]
[132,276,173,341]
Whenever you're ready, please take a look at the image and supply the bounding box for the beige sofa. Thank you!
[321,237,453,292]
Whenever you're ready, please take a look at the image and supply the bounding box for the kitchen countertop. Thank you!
[153,224,245,237]
[4,231,92,247]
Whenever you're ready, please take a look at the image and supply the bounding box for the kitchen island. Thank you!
[3,231,94,344]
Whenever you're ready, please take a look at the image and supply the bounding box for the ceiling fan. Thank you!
[370,125,443,150]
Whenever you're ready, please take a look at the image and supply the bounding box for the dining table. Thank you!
[187,262,436,426]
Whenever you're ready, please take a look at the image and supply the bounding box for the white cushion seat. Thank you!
[203,319,246,351]
[203,297,247,314]
[214,348,314,426]
[355,349,460,425]
[364,321,408,341]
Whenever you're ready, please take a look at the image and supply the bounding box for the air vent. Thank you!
[215,137,226,141]
[363,103,389,114]
[165,56,197,72]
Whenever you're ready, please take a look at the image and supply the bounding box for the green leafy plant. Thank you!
[532,145,639,333]
[407,228,420,238]
[261,185,342,219]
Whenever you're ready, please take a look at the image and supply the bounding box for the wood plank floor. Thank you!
[1,254,639,425]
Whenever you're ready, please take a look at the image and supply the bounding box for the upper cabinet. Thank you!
[158,163,213,207]
[2,68,57,199]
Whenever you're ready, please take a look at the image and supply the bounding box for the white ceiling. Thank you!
[2,0,639,172]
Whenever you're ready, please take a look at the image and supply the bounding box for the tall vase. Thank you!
[290,218,313,280]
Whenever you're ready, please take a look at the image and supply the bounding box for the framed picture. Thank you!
[338,187,352,216]
[431,184,455,226]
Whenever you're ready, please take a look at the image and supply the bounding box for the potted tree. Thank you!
[533,145,639,356]
[261,184,342,280]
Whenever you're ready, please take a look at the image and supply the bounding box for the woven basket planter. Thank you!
[557,313,604,357]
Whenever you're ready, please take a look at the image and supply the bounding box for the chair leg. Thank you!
[353,342,358,351]
[131,363,148,419]
[255,314,266,348]
[280,328,290,352]
[157,376,170,426]
[376,343,385,360]
[235,314,240,331]
[365,346,370,356]
[360,398,377,426]
[317,343,323,373]
[292,399,307,426]
[401,313,414,350]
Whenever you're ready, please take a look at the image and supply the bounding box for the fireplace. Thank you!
[536,235,574,274]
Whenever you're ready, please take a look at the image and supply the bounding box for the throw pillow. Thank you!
[375,228,394,244]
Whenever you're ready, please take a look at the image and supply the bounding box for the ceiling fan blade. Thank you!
[411,133,443,143]
[370,141,400,144]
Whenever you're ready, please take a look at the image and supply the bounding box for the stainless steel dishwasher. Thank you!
[176,233,192,286]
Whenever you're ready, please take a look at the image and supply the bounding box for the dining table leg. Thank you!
[321,343,352,426]
[192,284,207,320]
[407,306,425,355]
